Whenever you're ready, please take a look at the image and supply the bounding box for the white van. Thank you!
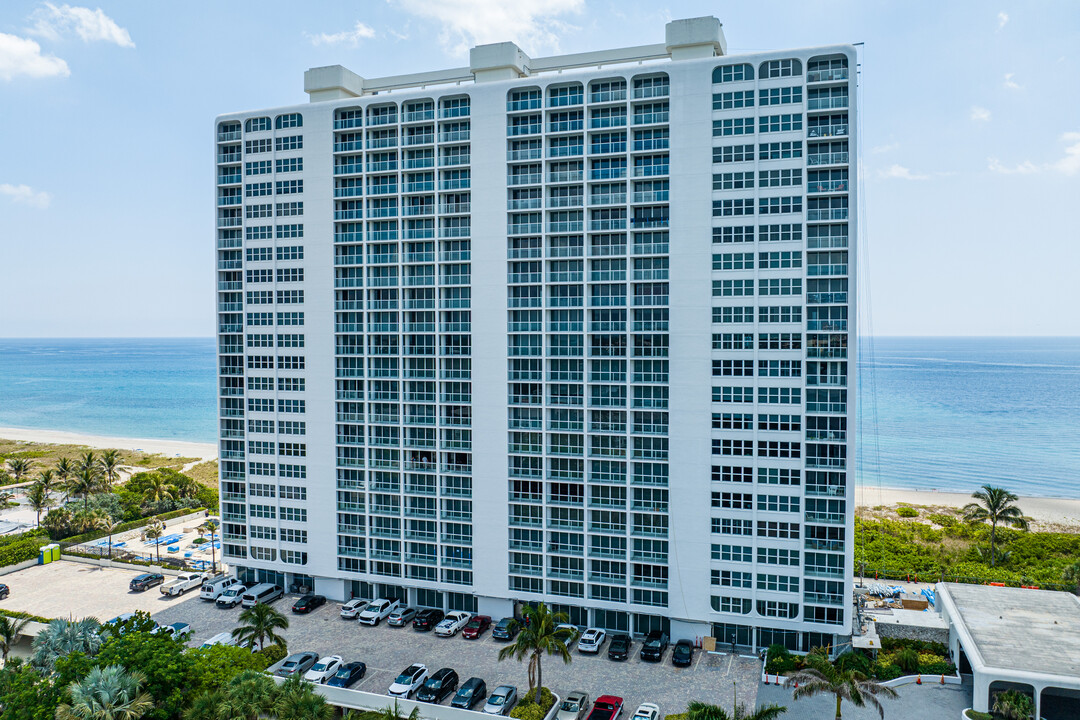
[240,583,283,608]
[200,575,240,601]
[200,631,237,649]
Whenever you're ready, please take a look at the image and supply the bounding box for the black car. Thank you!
[607,633,631,661]
[0,584,8,600]
[451,677,488,709]
[491,617,518,640]
[416,667,459,703]
[326,661,367,688]
[129,573,165,592]
[639,630,669,662]
[291,594,326,614]
[413,608,445,631]
[672,639,694,667]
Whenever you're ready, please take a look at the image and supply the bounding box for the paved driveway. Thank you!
[756,675,973,718]
[153,597,761,717]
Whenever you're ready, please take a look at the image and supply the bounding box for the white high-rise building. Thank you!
[215,16,856,652]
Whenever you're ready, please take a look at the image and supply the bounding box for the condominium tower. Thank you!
[215,16,856,652]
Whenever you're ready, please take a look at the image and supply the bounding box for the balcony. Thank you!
[508,148,542,161]
[632,86,669,99]
[508,174,542,186]
[507,223,542,236]
[217,130,241,142]
[217,152,241,163]
[507,99,542,112]
[548,221,583,233]
[633,112,669,125]
[807,68,849,83]
[404,110,435,122]
[591,193,626,206]
[404,157,435,170]
[807,124,848,139]
[439,130,471,143]
[549,171,584,184]
[439,202,471,214]
[805,511,846,524]
[807,235,848,250]
[590,116,627,129]
[508,124,542,136]
[807,180,849,194]
[804,592,844,606]
[632,165,669,178]
[439,154,470,167]
[334,117,363,130]
[806,375,847,387]
[548,196,583,208]
[807,152,849,166]
[405,134,434,146]
[590,142,625,155]
[807,263,848,276]
[807,208,849,221]
[807,320,848,332]
[808,97,849,111]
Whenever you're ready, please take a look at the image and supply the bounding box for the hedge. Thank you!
[59,507,207,546]
[0,531,52,568]
[509,686,555,720]
[64,551,188,570]
[0,608,54,623]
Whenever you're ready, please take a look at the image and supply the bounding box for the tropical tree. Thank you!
[142,473,177,505]
[213,669,276,720]
[0,489,14,505]
[56,664,154,720]
[1063,560,1080,596]
[993,689,1034,720]
[198,518,219,574]
[27,478,56,526]
[962,485,1029,567]
[686,700,787,720]
[0,614,31,664]
[72,509,112,536]
[231,602,289,652]
[274,672,334,720]
[31,617,103,670]
[373,701,422,720]
[784,652,898,720]
[79,451,98,473]
[142,519,166,564]
[37,467,56,494]
[6,457,33,482]
[55,457,75,498]
[66,466,104,512]
[99,449,122,488]
[496,602,573,696]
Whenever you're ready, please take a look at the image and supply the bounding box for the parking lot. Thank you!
[153,596,762,716]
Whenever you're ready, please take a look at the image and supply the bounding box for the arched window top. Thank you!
[334,107,363,130]
[367,103,398,125]
[632,73,669,99]
[759,58,802,79]
[547,83,584,108]
[275,113,302,129]
[589,78,626,103]
[712,63,754,84]
[807,55,849,83]
[508,87,542,112]
[245,117,271,133]
[440,95,471,119]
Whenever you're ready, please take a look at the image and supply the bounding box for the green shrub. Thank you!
[896,506,918,518]
[192,537,208,545]
[510,687,555,720]
[664,715,688,720]
[964,712,993,720]
[253,643,287,667]
[0,608,53,623]
[894,647,919,673]
[0,532,52,568]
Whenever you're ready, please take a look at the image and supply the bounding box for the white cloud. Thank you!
[970,106,992,122]
[997,11,1008,29]
[987,157,1040,175]
[0,183,52,209]
[1052,132,1080,175]
[306,21,377,47]
[878,164,929,181]
[392,0,583,56]
[1003,72,1021,90]
[871,142,898,154]
[0,32,69,80]
[29,3,134,48]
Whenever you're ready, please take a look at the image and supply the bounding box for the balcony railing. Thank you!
[807,152,850,166]
[807,68,849,83]
[807,124,848,138]
[808,97,849,110]
[807,208,849,221]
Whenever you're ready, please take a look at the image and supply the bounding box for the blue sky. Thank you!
[0,0,1077,337]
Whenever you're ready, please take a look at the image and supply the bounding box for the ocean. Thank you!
[0,337,1078,498]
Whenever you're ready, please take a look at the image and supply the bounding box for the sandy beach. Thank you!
[0,427,216,462]
[857,485,1080,530]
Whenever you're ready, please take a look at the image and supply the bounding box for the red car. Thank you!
[586,696,623,720]
[461,614,492,639]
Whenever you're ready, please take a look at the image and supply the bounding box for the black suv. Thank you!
[607,633,631,661]
[413,608,445,631]
[639,630,669,662]
[451,677,488,709]
[416,667,459,703]
[129,573,165,592]
[672,638,694,667]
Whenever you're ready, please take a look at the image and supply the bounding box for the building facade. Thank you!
[215,16,856,652]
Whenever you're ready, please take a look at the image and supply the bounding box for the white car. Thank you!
[215,584,247,608]
[340,598,370,619]
[556,623,580,648]
[199,631,237,649]
[304,655,344,684]
[357,598,400,626]
[388,663,428,698]
[151,622,191,640]
[434,610,472,637]
[632,704,660,720]
[577,628,606,653]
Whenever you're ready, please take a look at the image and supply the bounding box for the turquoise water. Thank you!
[0,337,1078,497]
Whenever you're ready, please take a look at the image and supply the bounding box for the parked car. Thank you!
[215,584,247,608]
[151,622,191,640]
[462,615,491,639]
[304,655,343,683]
[199,631,236,649]
[199,575,240,601]
[557,691,591,720]
[129,573,165,592]
[434,611,471,637]
[357,598,400,626]
[483,685,518,715]
[160,572,205,597]
[671,639,694,667]
[631,704,659,720]
[607,634,631,661]
[0,584,8,600]
[577,628,606,653]
[340,598,370,619]
[451,677,488,709]
[585,696,623,720]
[388,607,417,627]
[240,583,283,608]
[639,630,669,662]
[388,664,428,698]
[556,623,580,648]
[291,594,326,614]
[416,667,459,703]
[492,617,518,640]
[276,651,319,678]
[413,608,445,631]
[326,661,367,688]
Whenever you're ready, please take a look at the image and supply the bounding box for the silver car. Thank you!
[484,685,518,715]
[557,691,591,720]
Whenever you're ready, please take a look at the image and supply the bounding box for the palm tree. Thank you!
[231,602,289,652]
[36,468,56,495]
[142,473,177,505]
[0,489,14,505]
[66,466,103,512]
[31,617,103,670]
[181,691,222,720]
[198,518,219,574]
[99,450,122,488]
[963,485,1029,567]
[993,689,1034,720]
[55,458,75,499]
[274,673,334,720]
[214,670,276,720]
[79,451,98,473]
[73,509,112,536]
[172,474,199,500]
[25,480,55,526]
[6,458,33,482]
[56,665,154,720]
[0,614,31,665]
[496,602,574,696]
[374,701,422,720]
[142,519,165,564]
[686,700,787,720]
[784,653,898,720]
[1062,560,1080,596]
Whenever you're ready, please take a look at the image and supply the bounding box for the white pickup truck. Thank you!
[160,572,205,597]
